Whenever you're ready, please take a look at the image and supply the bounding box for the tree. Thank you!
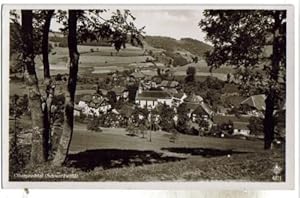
[16,9,144,167]
[176,103,190,133]
[52,9,144,165]
[21,10,47,164]
[185,66,196,83]
[200,10,286,149]
[248,117,264,135]
[52,10,79,165]
[107,91,117,107]
[156,104,175,132]
[41,10,55,79]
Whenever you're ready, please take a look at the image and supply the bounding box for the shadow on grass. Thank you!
[65,149,185,171]
[161,147,249,157]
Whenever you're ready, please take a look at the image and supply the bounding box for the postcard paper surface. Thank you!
[1,4,294,189]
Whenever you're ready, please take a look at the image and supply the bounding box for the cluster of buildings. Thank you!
[73,68,268,137]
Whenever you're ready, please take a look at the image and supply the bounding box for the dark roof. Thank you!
[173,92,185,99]
[136,91,172,100]
[241,94,266,111]
[111,86,127,95]
[88,98,110,109]
[192,103,213,116]
[184,102,200,111]
[221,95,246,108]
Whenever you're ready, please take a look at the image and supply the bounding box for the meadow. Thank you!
[13,123,284,181]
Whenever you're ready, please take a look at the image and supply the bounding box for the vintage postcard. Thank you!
[1,4,295,189]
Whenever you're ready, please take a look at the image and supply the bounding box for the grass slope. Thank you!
[144,36,212,57]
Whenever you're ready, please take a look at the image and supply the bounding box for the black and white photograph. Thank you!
[1,5,294,188]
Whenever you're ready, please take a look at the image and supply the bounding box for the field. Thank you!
[31,45,236,81]
[69,124,284,181]
[14,123,284,182]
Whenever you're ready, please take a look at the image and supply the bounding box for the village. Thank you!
[65,63,272,141]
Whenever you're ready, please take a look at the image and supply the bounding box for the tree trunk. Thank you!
[21,10,47,163]
[42,10,55,157]
[263,11,282,149]
[53,10,79,166]
[264,89,275,149]
[42,10,54,79]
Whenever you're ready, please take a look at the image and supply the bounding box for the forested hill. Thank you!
[144,36,212,58]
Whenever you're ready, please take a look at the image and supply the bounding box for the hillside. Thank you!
[144,36,212,58]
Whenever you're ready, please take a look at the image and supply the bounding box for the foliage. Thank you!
[248,117,264,135]
[185,66,196,83]
[144,36,212,57]
[164,51,188,66]
[107,91,117,108]
[55,73,63,81]
[175,103,190,133]
[200,10,286,149]
[9,95,29,175]
[57,9,145,52]
[87,117,102,132]
[155,104,175,132]
[127,84,138,102]
[199,10,286,100]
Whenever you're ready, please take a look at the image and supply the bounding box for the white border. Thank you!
[1,4,295,190]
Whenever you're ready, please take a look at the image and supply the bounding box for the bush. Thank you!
[9,127,30,177]
[87,117,102,132]
[164,51,188,66]
[55,73,62,81]
[75,113,87,123]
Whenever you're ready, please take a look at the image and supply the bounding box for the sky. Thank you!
[50,9,207,42]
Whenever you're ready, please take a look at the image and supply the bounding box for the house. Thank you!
[191,103,214,120]
[88,97,112,116]
[135,90,173,109]
[74,104,84,117]
[233,122,251,136]
[158,80,179,89]
[111,86,129,100]
[213,115,251,136]
[172,92,187,106]
[76,94,112,116]
[183,93,210,118]
[240,94,266,117]
[130,70,145,80]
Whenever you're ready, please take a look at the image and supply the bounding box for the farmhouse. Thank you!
[213,115,251,137]
[135,90,173,109]
[158,80,179,89]
[191,103,214,120]
[240,94,266,117]
[111,86,129,100]
[233,122,251,136]
[76,94,112,116]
